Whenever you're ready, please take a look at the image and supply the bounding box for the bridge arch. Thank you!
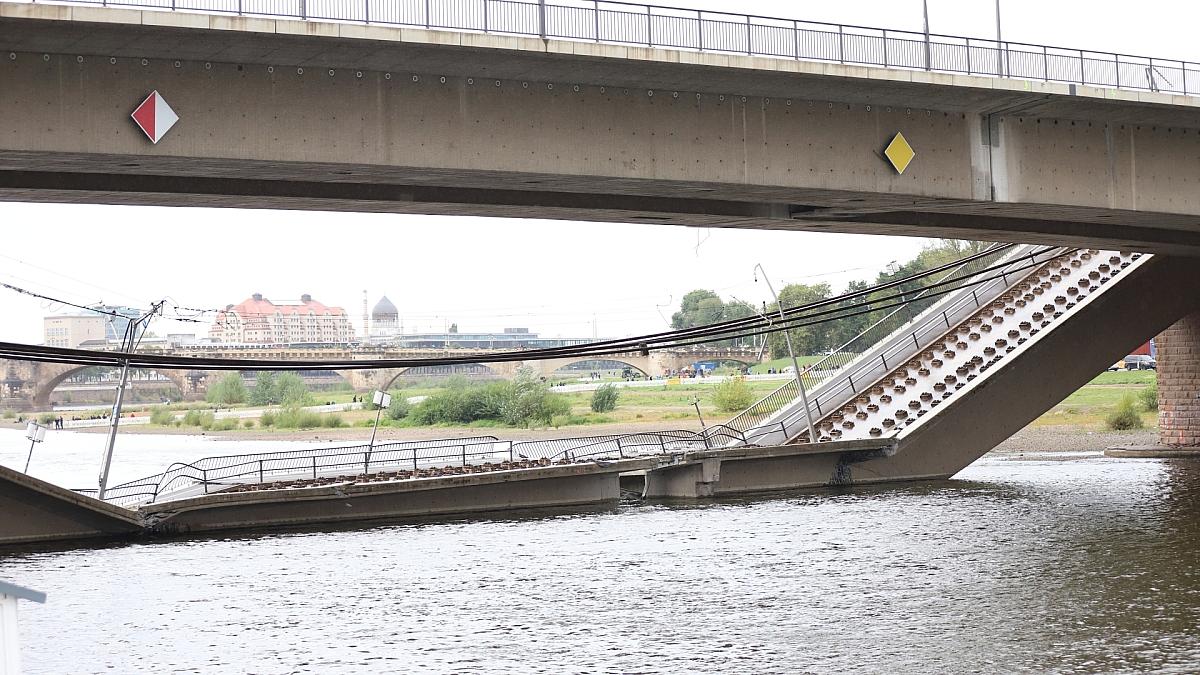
[34,365,191,409]
[540,357,651,378]
[336,363,503,393]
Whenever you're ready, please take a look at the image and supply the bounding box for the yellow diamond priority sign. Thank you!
[883,132,916,175]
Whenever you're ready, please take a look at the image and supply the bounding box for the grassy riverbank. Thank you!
[3,370,1158,440]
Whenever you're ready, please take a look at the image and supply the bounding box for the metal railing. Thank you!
[78,426,747,507]
[764,245,1067,443]
[28,0,1200,96]
[81,435,504,506]
[714,243,1020,441]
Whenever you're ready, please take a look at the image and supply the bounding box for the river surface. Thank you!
[2,430,1200,673]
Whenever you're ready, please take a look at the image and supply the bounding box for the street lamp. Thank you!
[753,264,818,444]
[23,421,45,473]
[994,0,1005,76]
[922,0,931,70]
[364,389,392,475]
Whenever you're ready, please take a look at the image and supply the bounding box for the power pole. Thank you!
[97,301,163,500]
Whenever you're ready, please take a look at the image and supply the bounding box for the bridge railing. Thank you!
[84,435,505,506]
[79,427,742,507]
[765,245,1068,443]
[26,0,1200,96]
[713,243,1058,444]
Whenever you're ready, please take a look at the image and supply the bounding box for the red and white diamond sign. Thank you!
[130,90,179,144]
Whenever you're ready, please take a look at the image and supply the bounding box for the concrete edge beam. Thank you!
[3,1,1197,115]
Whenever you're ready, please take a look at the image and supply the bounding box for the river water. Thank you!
[2,429,1200,673]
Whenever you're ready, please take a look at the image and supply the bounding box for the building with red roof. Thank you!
[209,293,354,344]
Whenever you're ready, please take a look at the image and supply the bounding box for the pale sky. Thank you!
[2,0,1196,345]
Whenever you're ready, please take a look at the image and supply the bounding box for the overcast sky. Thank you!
[2,0,1196,345]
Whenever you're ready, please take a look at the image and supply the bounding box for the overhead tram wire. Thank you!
[174,243,1034,361]
[0,245,1055,370]
[0,244,1070,373]
[166,248,1011,328]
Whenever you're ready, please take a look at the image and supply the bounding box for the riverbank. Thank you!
[59,418,709,443]
[990,425,1157,455]
[36,417,1161,453]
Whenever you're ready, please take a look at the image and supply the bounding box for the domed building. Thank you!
[370,295,399,338]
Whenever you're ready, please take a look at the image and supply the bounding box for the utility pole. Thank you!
[97,301,163,500]
[754,265,817,444]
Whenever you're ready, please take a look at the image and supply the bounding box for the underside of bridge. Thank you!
[3,3,1200,253]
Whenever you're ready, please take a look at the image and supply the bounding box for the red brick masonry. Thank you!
[1157,312,1200,446]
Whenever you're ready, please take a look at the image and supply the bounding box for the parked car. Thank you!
[1124,354,1157,371]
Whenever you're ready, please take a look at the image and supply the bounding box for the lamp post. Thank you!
[753,264,817,444]
[364,389,391,475]
[995,0,1005,76]
[922,0,931,70]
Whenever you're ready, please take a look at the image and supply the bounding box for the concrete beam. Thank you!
[141,463,623,535]
[4,5,1200,251]
[0,465,142,545]
[642,439,898,498]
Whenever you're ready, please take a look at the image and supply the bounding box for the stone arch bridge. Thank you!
[0,346,764,411]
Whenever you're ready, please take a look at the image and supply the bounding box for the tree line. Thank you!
[671,240,993,359]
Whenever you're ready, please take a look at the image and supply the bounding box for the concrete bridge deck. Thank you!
[4,2,1200,252]
[0,437,898,547]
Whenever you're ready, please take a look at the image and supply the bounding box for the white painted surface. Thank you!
[0,595,20,675]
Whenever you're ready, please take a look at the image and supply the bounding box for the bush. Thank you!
[182,409,215,428]
[1139,382,1158,412]
[37,413,57,425]
[149,407,175,425]
[322,414,345,428]
[590,384,620,413]
[206,373,248,406]
[1,410,15,419]
[1106,394,1145,431]
[387,397,411,420]
[259,411,276,427]
[712,377,755,413]
[243,419,256,429]
[273,407,323,429]
[410,368,569,427]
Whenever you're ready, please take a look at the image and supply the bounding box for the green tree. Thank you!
[250,372,278,406]
[206,373,247,406]
[766,282,832,359]
[274,372,312,407]
[671,290,724,329]
[671,290,759,347]
[250,371,310,406]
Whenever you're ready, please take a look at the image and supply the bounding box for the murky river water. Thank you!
[2,429,1200,673]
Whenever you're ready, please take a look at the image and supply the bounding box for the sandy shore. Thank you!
[45,419,710,444]
[10,418,1159,452]
[990,425,1157,454]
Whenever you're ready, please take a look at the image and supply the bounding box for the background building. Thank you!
[370,296,399,339]
[43,314,105,348]
[43,304,147,349]
[209,293,354,344]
